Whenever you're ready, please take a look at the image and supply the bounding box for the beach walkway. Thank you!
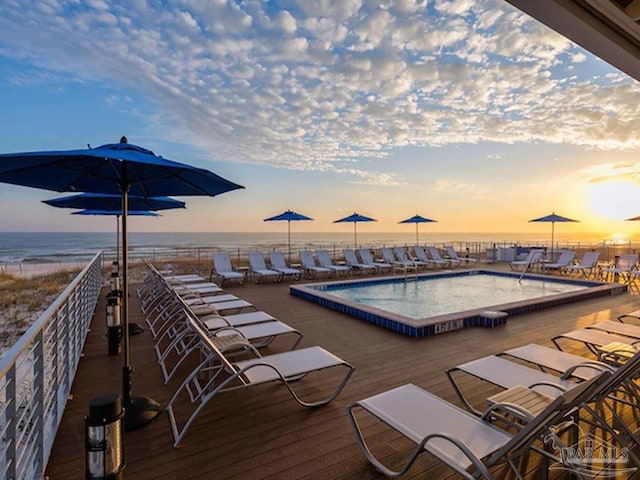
[44,269,640,479]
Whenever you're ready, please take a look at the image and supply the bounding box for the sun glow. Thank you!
[588,181,640,221]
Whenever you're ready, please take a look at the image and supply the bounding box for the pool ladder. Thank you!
[403,261,419,282]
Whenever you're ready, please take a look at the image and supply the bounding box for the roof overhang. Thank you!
[505,0,640,81]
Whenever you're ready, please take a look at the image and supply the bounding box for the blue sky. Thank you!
[1,0,640,236]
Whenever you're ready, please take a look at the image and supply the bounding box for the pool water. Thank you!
[290,269,626,337]
[324,274,585,319]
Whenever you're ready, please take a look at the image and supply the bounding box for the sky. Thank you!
[0,0,640,238]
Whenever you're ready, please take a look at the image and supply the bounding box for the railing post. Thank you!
[34,329,45,477]
[5,364,16,480]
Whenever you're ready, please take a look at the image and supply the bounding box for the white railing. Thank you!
[0,252,103,480]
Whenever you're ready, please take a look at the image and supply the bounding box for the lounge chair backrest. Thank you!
[316,249,334,268]
[523,249,544,264]
[358,248,374,264]
[445,246,460,260]
[300,250,316,269]
[393,247,409,262]
[381,248,396,264]
[427,247,444,261]
[213,252,233,272]
[269,251,288,269]
[343,249,360,266]
[554,250,576,265]
[249,251,268,270]
[489,371,610,463]
[413,246,428,262]
[580,251,600,267]
[617,253,638,270]
[184,310,245,381]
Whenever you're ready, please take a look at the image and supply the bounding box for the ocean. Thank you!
[0,231,625,265]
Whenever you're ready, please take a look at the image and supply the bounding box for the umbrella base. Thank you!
[124,396,162,431]
[128,322,145,335]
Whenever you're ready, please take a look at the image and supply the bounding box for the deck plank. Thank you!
[44,268,638,479]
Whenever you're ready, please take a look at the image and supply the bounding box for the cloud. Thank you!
[0,0,638,184]
[433,179,467,191]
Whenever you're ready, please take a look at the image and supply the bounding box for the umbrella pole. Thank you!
[288,220,291,265]
[551,222,555,260]
[354,223,357,248]
[415,224,419,245]
[120,182,161,431]
[116,215,120,266]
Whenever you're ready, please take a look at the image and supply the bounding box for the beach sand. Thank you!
[1,261,87,279]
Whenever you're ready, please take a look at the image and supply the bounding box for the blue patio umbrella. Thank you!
[43,192,185,211]
[333,212,377,247]
[0,138,244,430]
[73,209,159,216]
[43,193,185,265]
[398,214,438,245]
[529,212,579,260]
[264,210,313,264]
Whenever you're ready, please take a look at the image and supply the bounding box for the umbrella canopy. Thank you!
[334,212,377,247]
[529,212,579,259]
[44,193,185,265]
[398,214,437,244]
[72,209,160,216]
[264,210,313,264]
[43,192,185,211]
[0,138,244,430]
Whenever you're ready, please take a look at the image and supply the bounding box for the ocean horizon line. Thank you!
[0,230,627,237]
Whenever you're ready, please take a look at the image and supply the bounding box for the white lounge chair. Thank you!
[412,245,444,269]
[343,248,376,274]
[156,302,304,384]
[499,343,611,381]
[316,249,350,276]
[269,250,302,281]
[167,312,355,447]
[211,252,245,286]
[347,375,607,479]
[381,247,418,274]
[564,251,600,278]
[427,246,459,268]
[299,250,332,279]
[357,248,392,272]
[248,251,282,283]
[509,248,544,272]
[600,253,639,284]
[394,246,428,268]
[445,246,477,266]
[542,249,576,275]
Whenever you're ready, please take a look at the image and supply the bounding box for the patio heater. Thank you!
[85,393,125,480]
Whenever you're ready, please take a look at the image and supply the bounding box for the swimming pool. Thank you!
[290,269,627,337]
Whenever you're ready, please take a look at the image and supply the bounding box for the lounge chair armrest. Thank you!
[528,381,567,393]
[199,313,232,327]
[544,419,578,447]
[481,401,535,423]
[617,314,640,323]
[209,326,246,338]
[422,433,495,480]
[560,361,614,379]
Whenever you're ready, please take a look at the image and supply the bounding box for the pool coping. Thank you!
[289,269,628,337]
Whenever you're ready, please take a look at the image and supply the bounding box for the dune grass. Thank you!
[0,269,82,355]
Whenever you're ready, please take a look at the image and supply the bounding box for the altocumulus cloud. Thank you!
[0,0,639,186]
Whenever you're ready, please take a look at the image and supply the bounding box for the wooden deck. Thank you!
[44,268,640,480]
